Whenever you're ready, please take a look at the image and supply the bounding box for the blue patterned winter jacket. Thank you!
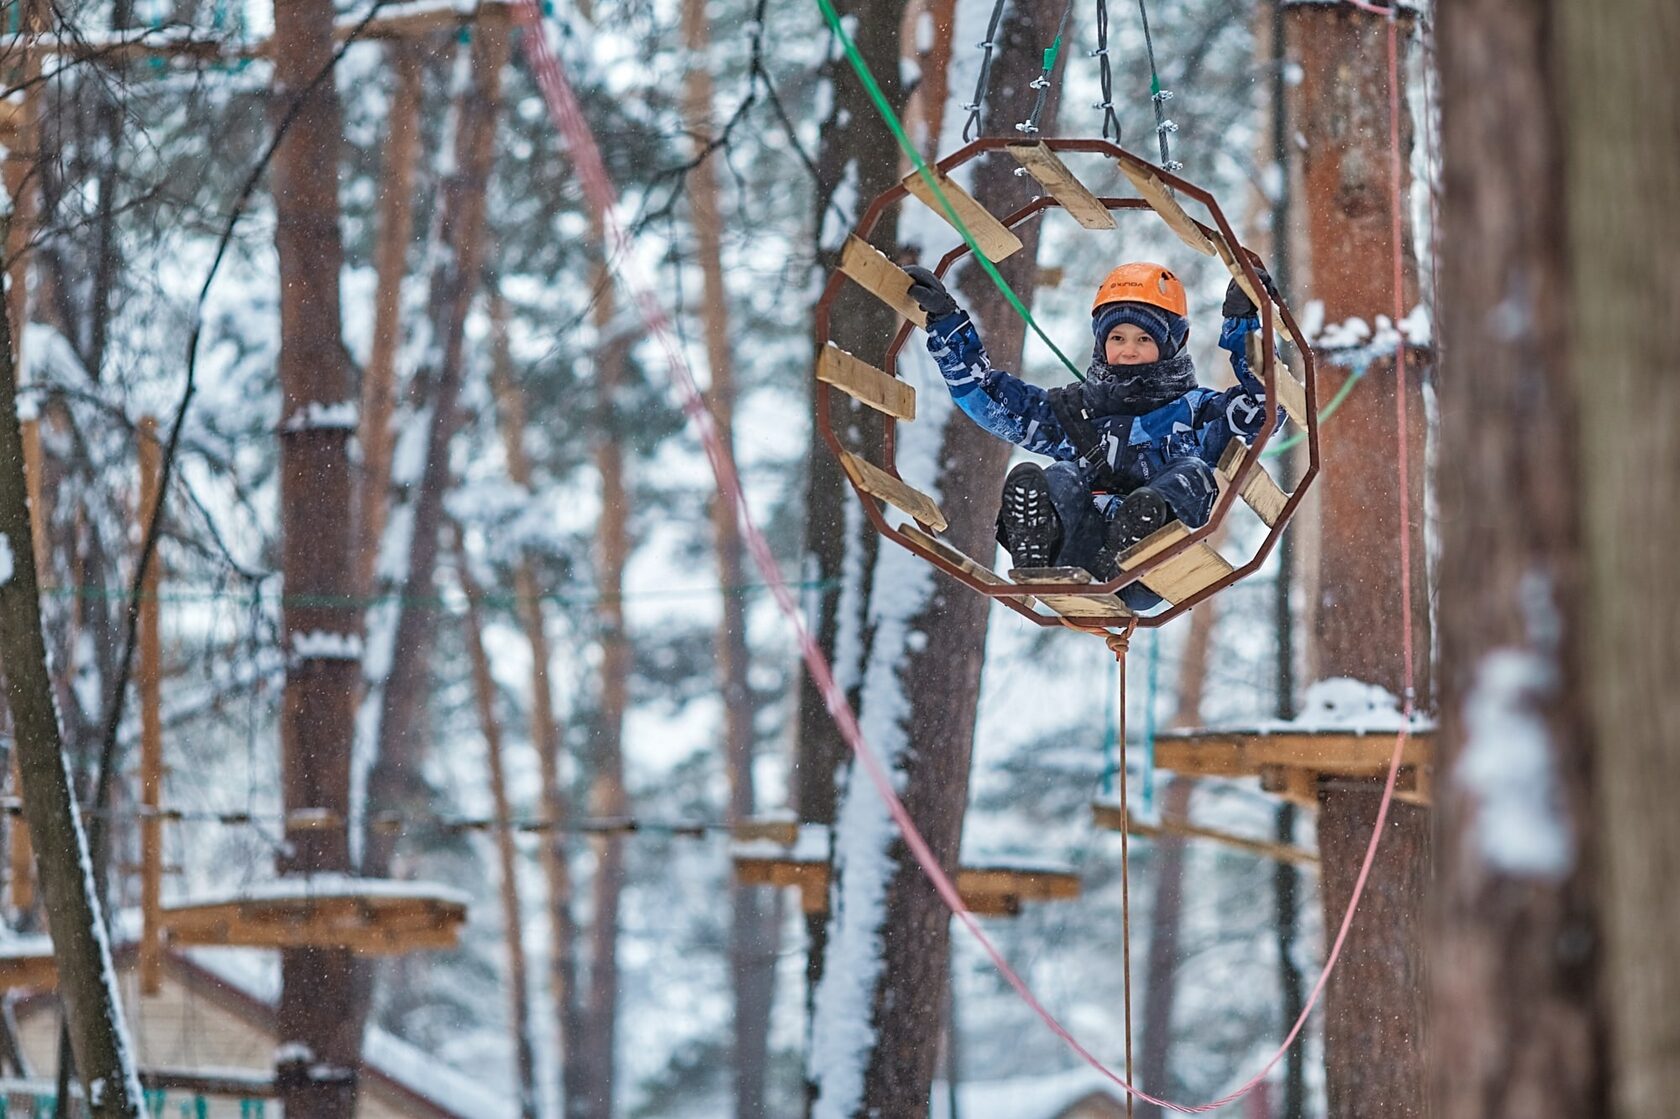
[924,311,1280,493]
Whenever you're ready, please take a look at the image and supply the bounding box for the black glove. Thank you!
[1222,266,1277,318]
[904,265,958,318]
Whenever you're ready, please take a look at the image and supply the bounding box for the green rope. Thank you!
[1142,627,1159,815]
[814,0,1085,381]
[1261,355,1370,458]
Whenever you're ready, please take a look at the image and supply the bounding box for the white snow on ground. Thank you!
[0,533,12,587]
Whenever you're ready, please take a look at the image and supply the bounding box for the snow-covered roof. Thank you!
[930,1066,1127,1119]
[168,873,471,910]
[1207,677,1436,735]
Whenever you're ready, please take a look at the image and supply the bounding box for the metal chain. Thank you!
[1092,0,1123,140]
[1016,0,1074,136]
[1136,0,1182,170]
[961,0,1009,141]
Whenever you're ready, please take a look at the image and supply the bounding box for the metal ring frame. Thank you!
[812,136,1319,632]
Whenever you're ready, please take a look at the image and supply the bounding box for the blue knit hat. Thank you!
[1092,301,1189,360]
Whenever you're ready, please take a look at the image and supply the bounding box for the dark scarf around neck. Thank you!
[1081,351,1198,417]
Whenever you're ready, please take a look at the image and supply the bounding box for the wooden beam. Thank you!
[1091,801,1319,865]
[1008,142,1116,229]
[1137,540,1235,605]
[817,343,917,421]
[0,948,55,991]
[902,167,1024,261]
[898,523,1019,592]
[837,449,948,533]
[732,852,1079,917]
[731,819,800,845]
[1216,440,1290,527]
[1259,765,1324,809]
[839,236,928,327]
[1115,156,1216,256]
[1153,728,1434,781]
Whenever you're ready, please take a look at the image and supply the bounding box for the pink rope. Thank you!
[512,3,1417,1110]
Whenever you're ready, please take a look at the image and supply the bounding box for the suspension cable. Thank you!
[1016,0,1074,136]
[1135,0,1180,170]
[960,0,1008,142]
[1092,0,1122,140]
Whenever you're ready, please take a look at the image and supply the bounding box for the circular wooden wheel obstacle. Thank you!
[812,137,1320,633]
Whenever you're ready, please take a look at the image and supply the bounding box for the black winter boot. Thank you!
[997,462,1062,569]
[1113,485,1173,548]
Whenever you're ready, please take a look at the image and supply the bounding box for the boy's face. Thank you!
[1104,324,1161,366]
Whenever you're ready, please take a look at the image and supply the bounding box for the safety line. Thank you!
[812,0,1086,381]
[512,3,1415,1112]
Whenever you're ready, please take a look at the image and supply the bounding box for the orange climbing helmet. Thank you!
[1091,263,1188,317]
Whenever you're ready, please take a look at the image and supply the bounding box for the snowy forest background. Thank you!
[0,0,1480,1115]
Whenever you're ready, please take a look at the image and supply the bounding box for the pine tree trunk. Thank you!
[1286,7,1432,1118]
[1137,595,1220,1116]
[269,2,364,1113]
[1428,2,1608,1115]
[795,0,905,1084]
[574,225,633,1119]
[678,1,776,1111]
[488,293,586,1116]
[809,4,1067,1112]
[458,535,541,1119]
[0,249,141,1119]
[1555,1,1680,1112]
[364,22,510,879]
[356,44,425,601]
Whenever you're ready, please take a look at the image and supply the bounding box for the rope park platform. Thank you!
[731,822,1080,917]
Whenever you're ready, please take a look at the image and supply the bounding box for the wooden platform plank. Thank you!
[1137,541,1235,605]
[839,236,928,327]
[1245,331,1309,424]
[1116,158,1216,256]
[1152,729,1434,780]
[817,343,916,421]
[838,450,948,532]
[902,168,1024,262]
[1007,142,1116,229]
[1216,441,1290,527]
[732,849,1078,917]
[1008,567,1132,620]
[1091,802,1319,865]
[899,524,1016,592]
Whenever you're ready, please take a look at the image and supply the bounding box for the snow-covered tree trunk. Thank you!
[570,215,634,1119]
[1285,7,1433,1118]
[795,0,907,1075]
[1138,594,1220,1116]
[269,2,365,1114]
[487,294,587,1116]
[806,2,1066,1113]
[0,249,143,1119]
[356,44,425,602]
[458,537,541,1119]
[679,0,777,1111]
[363,22,509,879]
[1429,2,1607,1114]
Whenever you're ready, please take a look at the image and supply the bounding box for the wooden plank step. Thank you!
[1244,331,1309,426]
[898,524,1019,593]
[1007,142,1116,229]
[902,168,1024,262]
[1116,157,1216,256]
[1008,566,1132,620]
[817,343,916,421]
[839,236,928,327]
[1111,523,1232,604]
[1216,440,1290,527]
[838,450,948,533]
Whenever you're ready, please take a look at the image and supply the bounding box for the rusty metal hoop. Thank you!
[812,137,1319,633]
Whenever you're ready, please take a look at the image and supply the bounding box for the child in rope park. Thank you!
[903,261,1282,611]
